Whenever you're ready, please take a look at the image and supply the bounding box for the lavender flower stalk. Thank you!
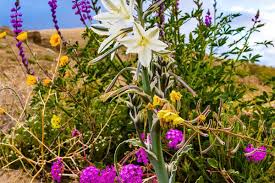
[157,0,165,38]
[48,0,63,40]
[205,9,212,27]
[10,1,33,75]
[72,0,92,27]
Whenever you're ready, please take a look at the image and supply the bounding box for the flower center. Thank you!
[138,37,148,47]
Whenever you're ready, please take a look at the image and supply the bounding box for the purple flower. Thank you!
[157,0,165,37]
[100,166,117,183]
[80,166,100,183]
[71,128,81,137]
[72,0,92,26]
[165,129,184,150]
[51,158,64,183]
[244,144,267,163]
[10,1,33,75]
[136,148,149,165]
[205,9,212,27]
[119,164,143,183]
[48,0,63,40]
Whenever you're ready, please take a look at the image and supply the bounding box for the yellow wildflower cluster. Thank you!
[26,75,37,86]
[59,56,69,67]
[50,33,61,47]
[42,78,52,86]
[170,90,182,103]
[157,109,184,126]
[16,32,28,41]
[0,32,7,39]
[51,115,61,129]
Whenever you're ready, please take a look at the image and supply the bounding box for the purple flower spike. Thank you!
[165,129,184,150]
[119,164,143,183]
[244,144,267,163]
[80,166,100,183]
[100,166,117,183]
[72,0,93,27]
[157,0,165,38]
[48,0,63,40]
[10,1,33,75]
[51,158,64,183]
[205,9,212,27]
[136,148,149,165]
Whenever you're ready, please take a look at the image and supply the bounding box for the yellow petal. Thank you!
[16,32,28,41]
[0,32,7,39]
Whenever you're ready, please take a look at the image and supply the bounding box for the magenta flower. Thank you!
[119,164,143,183]
[205,9,212,27]
[244,144,267,163]
[165,129,184,150]
[99,166,117,183]
[71,128,81,137]
[80,166,100,183]
[135,148,149,165]
[72,0,92,26]
[10,1,33,75]
[51,158,64,183]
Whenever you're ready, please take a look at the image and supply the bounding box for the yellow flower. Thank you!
[59,56,69,67]
[147,103,154,110]
[0,32,7,39]
[157,109,185,126]
[16,32,28,41]
[51,115,61,129]
[26,75,37,86]
[0,107,5,115]
[170,90,182,103]
[153,95,164,107]
[64,70,71,78]
[42,78,52,86]
[50,33,61,47]
[198,114,206,122]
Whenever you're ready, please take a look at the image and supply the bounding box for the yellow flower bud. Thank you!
[0,107,5,115]
[16,32,28,41]
[26,75,37,86]
[42,78,52,86]
[59,56,69,67]
[0,32,7,39]
[50,33,61,47]
[170,90,182,103]
[153,95,164,107]
[51,115,61,129]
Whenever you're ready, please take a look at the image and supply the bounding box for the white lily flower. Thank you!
[119,23,168,67]
[94,0,135,31]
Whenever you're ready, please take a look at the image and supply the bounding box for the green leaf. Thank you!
[195,176,204,183]
[207,158,219,169]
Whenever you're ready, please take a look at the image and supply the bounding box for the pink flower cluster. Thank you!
[119,164,143,183]
[165,129,184,150]
[51,158,64,183]
[244,144,267,163]
[136,148,149,165]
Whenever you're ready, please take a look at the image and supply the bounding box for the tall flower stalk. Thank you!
[48,0,64,40]
[10,0,33,75]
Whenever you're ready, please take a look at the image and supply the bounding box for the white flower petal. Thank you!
[98,31,123,53]
[119,36,137,48]
[111,42,120,60]
[101,0,119,12]
[138,48,152,67]
[148,40,168,52]
[146,27,160,40]
[93,12,119,22]
[133,23,147,38]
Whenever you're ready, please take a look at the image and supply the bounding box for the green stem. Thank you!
[141,67,169,183]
